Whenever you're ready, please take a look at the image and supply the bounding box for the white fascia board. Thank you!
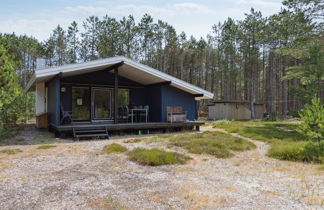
[35,56,123,78]
[25,73,36,92]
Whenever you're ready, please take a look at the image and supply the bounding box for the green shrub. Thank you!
[102,143,127,154]
[127,148,189,166]
[37,145,57,149]
[268,141,324,163]
[303,143,324,163]
[298,97,324,149]
[268,141,307,161]
[0,148,22,155]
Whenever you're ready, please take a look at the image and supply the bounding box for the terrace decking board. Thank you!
[50,121,204,135]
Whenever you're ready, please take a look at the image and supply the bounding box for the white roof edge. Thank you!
[26,56,214,99]
[26,73,36,91]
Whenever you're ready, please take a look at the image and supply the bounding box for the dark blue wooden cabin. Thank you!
[27,56,213,137]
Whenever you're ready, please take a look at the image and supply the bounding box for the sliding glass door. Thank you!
[71,86,128,122]
[92,88,112,120]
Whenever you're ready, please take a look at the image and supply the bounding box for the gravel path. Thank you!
[0,128,323,209]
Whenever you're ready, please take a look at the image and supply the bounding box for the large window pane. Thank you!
[93,88,112,119]
[118,89,129,107]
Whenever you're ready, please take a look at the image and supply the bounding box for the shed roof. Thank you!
[26,56,213,100]
[208,100,265,105]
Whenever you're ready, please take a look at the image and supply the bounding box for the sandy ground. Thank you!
[0,127,323,210]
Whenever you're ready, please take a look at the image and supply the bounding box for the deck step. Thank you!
[73,128,109,139]
[75,133,109,138]
[74,129,106,133]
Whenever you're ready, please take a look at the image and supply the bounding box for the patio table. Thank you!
[130,108,148,123]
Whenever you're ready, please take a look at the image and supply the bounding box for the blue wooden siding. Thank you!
[60,85,72,113]
[161,85,197,121]
[130,87,146,106]
[146,85,162,122]
[130,85,162,122]
[131,84,197,122]
[47,77,61,125]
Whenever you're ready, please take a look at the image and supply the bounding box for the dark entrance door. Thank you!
[72,87,90,121]
[92,88,113,120]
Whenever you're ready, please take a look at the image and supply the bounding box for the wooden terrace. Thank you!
[50,121,204,138]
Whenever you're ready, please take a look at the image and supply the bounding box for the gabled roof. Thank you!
[26,56,214,100]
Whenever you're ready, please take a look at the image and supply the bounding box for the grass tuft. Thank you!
[0,148,22,155]
[123,138,142,143]
[34,136,56,143]
[169,131,256,158]
[102,143,128,154]
[127,148,189,166]
[37,145,57,149]
[317,165,324,171]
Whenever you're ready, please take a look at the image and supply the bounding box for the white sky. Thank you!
[0,0,283,41]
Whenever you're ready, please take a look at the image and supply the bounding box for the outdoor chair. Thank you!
[60,104,73,124]
[125,106,135,122]
[139,105,149,122]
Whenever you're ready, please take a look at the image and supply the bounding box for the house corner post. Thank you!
[35,82,46,115]
[114,67,119,124]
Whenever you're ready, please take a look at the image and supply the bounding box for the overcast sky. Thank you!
[0,0,283,41]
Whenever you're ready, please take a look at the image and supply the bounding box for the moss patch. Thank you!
[127,148,189,166]
[37,145,57,150]
[0,148,22,155]
[212,121,304,143]
[102,143,128,154]
[169,131,256,158]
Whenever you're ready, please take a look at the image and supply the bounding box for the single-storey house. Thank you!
[26,56,213,138]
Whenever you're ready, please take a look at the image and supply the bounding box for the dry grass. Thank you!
[123,138,143,143]
[178,182,230,209]
[87,195,126,210]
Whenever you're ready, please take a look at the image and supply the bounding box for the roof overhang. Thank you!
[26,56,214,100]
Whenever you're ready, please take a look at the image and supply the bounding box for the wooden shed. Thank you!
[208,101,266,120]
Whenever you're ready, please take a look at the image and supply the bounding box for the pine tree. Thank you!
[298,97,324,149]
[67,21,79,63]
